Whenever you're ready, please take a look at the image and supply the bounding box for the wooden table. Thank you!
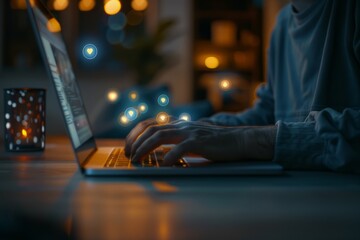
[0,136,360,240]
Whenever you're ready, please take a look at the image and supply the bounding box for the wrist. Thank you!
[242,126,277,160]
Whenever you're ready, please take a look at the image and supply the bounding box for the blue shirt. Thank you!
[207,0,360,172]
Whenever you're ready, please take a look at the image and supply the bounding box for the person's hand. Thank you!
[124,117,179,157]
[126,120,277,165]
[125,118,157,158]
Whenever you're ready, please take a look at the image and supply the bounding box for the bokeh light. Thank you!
[156,112,170,125]
[129,91,138,101]
[125,107,138,121]
[138,103,148,114]
[47,18,61,33]
[108,13,127,30]
[131,0,148,11]
[179,113,191,121]
[53,0,69,11]
[79,0,96,11]
[119,114,129,126]
[107,90,119,102]
[11,0,27,9]
[219,79,231,90]
[82,44,98,60]
[22,129,28,138]
[104,0,122,15]
[205,56,219,69]
[157,94,169,107]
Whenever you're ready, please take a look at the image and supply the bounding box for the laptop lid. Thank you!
[26,0,97,166]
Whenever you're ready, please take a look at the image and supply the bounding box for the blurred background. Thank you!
[0,0,288,138]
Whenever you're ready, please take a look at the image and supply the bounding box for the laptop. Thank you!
[26,0,283,176]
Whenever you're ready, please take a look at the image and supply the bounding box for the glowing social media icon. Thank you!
[82,44,98,60]
[125,107,138,121]
[156,112,169,124]
[138,103,148,113]
[179,113,191,121]
[157,94,169,107]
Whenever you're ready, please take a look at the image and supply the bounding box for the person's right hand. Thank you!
[127,120,242,165]
[125,119,277,166]
[124,117,180,157]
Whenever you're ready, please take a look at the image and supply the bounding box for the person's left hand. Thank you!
[129,120,276,165]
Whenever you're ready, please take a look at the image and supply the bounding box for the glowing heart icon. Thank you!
[125,107,138,121]
[86,48,94,55]
[157,94,169,106]
[83,44,97,60]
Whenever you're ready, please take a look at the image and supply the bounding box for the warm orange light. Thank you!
[156,112,169,125]
[219,79,231,90]
[129,91,138,101]
[53,0,69,11]
[107,90,119,102]
[79,0,96,11]
[47,18,62,33]
[205,56,219,69]
[138,103,148,113]
[29,0,36,7]
[131,0,148,11]
[22,129,28,138]
[152,181,178,193]
[104,0,122,15]
[11,0,27,9]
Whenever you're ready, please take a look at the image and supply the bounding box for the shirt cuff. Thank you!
[274,120,325,170]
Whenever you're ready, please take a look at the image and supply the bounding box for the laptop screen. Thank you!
[27,0,97,164]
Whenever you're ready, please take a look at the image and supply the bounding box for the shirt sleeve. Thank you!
[275,108,360,173]
[355,1,360,63]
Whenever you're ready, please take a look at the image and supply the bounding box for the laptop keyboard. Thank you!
[104,148,130,168]
[104,147,188,168]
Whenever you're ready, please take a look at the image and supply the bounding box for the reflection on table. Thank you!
[0,136,360,240]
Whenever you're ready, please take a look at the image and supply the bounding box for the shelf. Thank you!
[192,0,263,112]
[194,40,258,52]
[194,9,258,20]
